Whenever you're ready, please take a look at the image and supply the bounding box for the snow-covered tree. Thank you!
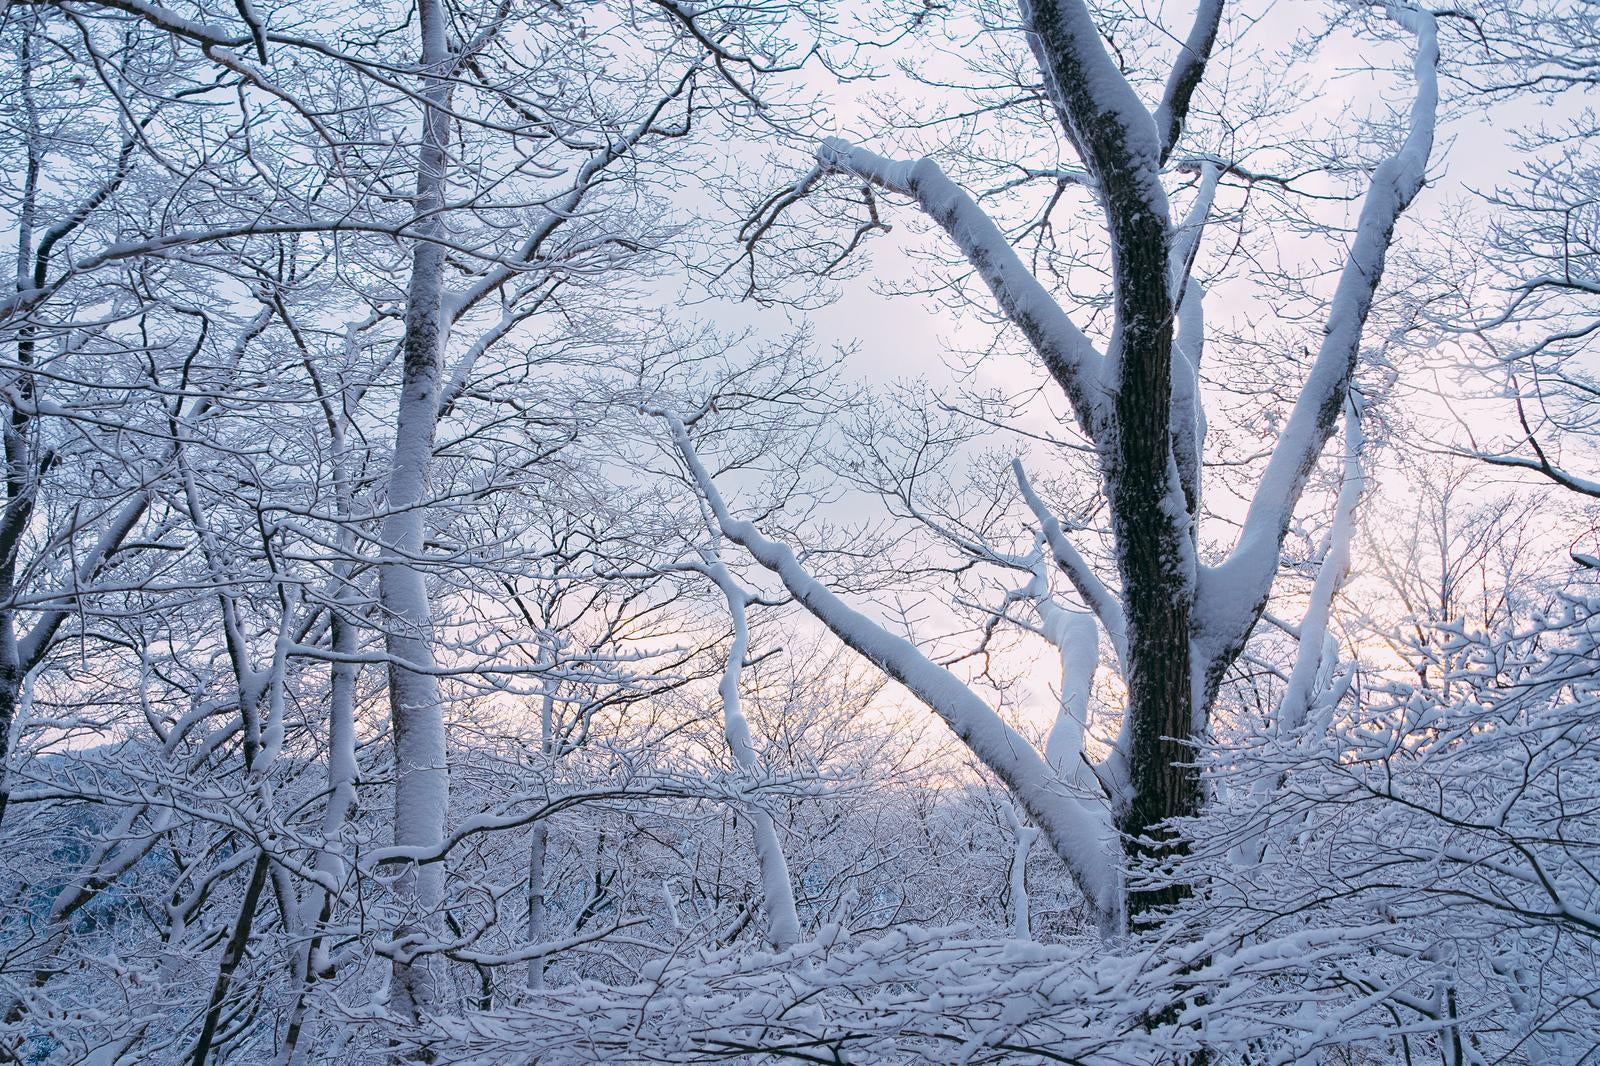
[1,0,1597,1062]
[673,0,1441,931]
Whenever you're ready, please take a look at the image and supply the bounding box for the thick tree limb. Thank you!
[1199,4,1440,675]
[663,413,1123,934]
[817,138,1108,440]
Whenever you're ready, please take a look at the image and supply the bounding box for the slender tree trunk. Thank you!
[1002,803,1037,941]
[0,28,41,836]
[707,562,801,948]
[0,665,20,830]
[188,851,270,1066]
[379,0,454,1036]
[280,603,361,1063]
[524,679,554,992]
[524,820,549,991]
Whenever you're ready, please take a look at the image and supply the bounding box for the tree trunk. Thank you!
[1098,156,1199,925]
[188,851,270,1066]
[379,0,453,1036]
[524,820,549,992]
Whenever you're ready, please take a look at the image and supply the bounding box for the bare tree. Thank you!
[679,0,1441,929]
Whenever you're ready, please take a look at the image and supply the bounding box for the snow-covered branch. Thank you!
[1199,3,1440,670]
[660,412,1122,932]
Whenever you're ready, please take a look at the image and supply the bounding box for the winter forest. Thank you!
[1,0,1598,1060]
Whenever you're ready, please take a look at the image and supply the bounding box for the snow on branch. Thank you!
[1018,0,1167,207]
[817,137,1109,439]
[1277,397,1366,737]
[1154,0,1226,165]
[1012,459,1127,670]
[658,411,1124,932]
[1199,3,1440,667]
